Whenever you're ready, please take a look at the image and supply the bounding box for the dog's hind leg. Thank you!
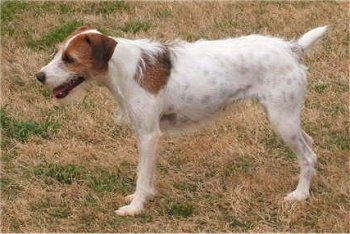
[262,100,317,201]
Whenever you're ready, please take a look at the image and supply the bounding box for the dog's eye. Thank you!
[62,53,74,64]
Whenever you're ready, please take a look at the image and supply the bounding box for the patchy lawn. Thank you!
[1,1,349,232]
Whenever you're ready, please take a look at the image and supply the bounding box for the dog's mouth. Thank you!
[53,76,85,99]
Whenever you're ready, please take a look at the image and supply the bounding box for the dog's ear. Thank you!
[84,34,118,70]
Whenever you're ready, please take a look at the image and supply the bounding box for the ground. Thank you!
[1,1,349,232]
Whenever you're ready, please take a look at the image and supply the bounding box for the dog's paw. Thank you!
[284,190,309,201]
[115,205,143,216]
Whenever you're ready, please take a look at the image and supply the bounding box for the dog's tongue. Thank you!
[53,85,69,99]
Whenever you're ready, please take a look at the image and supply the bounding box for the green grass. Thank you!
[1,177,24,201]
[86,1,130,14]
[28,20,84,50]
[48,207,71,219]
[225,155,253,176]
[36,85,52,99]
[167,201,194,218]
[154,8,172,18]
[121,20,152,34]
[214,18,237,32]
[10,75,26,87]
[323,103,347,117]
[32,162,135,194]
[1,1,129,22]
[1,1,28,36]
[0,108,60,144]
[333,80,349,93]
[327,133,350,150]
[33,163,84,184]
[219,207,247,230]
[1,1,28,23]
[88,167,134,194]
[313,81,329,94]
[30,196,71,219]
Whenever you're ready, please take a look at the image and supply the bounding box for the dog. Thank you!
[36,25,328,216]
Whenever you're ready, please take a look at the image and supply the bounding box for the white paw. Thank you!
[115,204,143,216]
[284,190,309,201]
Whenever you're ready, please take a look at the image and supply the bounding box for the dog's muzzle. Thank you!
[35,71,86,99]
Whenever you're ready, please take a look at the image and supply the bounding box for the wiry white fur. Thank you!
[38,26,328,216]
[108,27,326,216]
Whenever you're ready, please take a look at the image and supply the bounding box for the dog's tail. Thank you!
[297,26,328,52]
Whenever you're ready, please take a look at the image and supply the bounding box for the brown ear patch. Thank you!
[135,47,172,94]
[84,34,118,70]
[63,33,117,75]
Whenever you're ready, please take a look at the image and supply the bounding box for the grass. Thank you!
[154,8,171,19]
[32,162,135,193]
[167,202,194,218]
[224,154,253,175]
[1,108,60,144]
[28,20,84,50]
[1,1,349,232]
[33,163,84,185]
[120,19,152,34]
[0,1,27,23]
[214,18,238,33]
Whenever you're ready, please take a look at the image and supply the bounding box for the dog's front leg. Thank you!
[115,128,161,216]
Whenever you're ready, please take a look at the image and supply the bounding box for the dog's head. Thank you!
[36,27,117,99]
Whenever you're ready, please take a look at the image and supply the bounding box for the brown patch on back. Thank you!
[135,47,172,94]
[62,32,117,76]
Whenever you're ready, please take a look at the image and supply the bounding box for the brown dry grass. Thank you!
[1,1,349,232]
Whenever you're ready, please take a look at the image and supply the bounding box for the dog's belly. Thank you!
[159,107,227,131]
[159,92,239,132]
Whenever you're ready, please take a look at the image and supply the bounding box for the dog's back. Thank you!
[161,35,301,131]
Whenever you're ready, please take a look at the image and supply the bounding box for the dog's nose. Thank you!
[36,72,46,83]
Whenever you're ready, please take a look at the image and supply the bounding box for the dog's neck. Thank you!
[104,38,171,101]
[102,38,140,101]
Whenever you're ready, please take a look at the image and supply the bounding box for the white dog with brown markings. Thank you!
[36,26,328,216]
